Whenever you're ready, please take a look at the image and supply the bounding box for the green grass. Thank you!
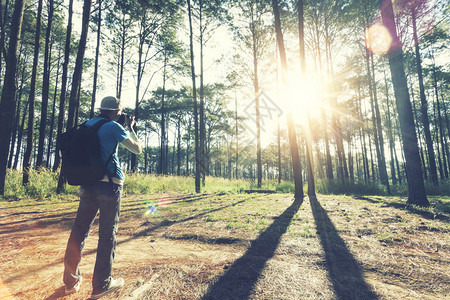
[2,169,449,201]
[2,168,78,200]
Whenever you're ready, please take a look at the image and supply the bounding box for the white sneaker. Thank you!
[89,277,124,299]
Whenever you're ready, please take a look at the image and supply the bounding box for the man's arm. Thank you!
[120,115,142,154]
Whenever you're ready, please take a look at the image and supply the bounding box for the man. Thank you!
[63,96,142,299]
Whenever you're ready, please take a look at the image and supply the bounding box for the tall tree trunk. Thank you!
[357,82,369,184]
[370,51,390,193]
[276,57,281,184]
[384,72,397,184]
[297,0,315,197]
[171,137,175,174]
[431,49,448,179]
[439,87,450,173]
[413,98,428,181]
[365,47,382,182]
[322,108,333,180]
[66,0,92,130]
[186,117,191,176]
[322,6,333,181]
[36,0,54,168]
[329,65,347,181]
[46,47,61,169]
[165,122,169,173]
[57,0,92,193]
[249,6,262,188]
[22,0,43,186]
[117,13,126,99]
[409,78,428,182]
[132,13,149,173]
[177,117,181,176]
[368,130,376,182]
[432,99,444,180]
[411,11,438,185]
[159,53,167,174]
[90,0,102,118]
[199,0,206,186]
[235,90,239,179]
[0,0,11,80]
[380,0,428,206]
[13,99,29,170]
[305,114,316,196]
[348,138,354,183]
[54,0,73,172]
[272,0,303,201]
[187,0,200,193]
[8,62,26,169]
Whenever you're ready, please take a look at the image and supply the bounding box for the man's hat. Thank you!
[98,96,121,110]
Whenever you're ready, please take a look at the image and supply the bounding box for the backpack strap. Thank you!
[105,143,119,184]
[88,118,110,131]
[89,118,116,181]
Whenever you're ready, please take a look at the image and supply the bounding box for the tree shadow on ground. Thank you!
[309,196,378,300]
[202,199,302,300]
[353,196,449,222]
[2,196,252,285]
[0,194,213,235]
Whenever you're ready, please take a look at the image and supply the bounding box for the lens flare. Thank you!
[365,23,392,54]
[144,194,174,216]
[145,202,158,215]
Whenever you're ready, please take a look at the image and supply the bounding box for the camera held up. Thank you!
[117,113,130,126]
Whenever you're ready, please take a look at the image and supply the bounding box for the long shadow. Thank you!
[0,210,76,227]
[125,197,251,240]
[0,211,46,219]
[0,200,78,210]
[162,233,249,247]
[202,199,302,300]
[353,196,449,222]
[0,194,206,230]
[0,194,210,229]
[309,196,378,300]
[2,196,253,285]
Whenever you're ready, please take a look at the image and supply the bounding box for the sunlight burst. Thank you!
[284,72,326,124]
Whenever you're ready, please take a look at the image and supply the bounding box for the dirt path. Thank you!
[0,193,449,299]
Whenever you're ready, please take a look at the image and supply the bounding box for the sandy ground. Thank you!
[0,193,449,299]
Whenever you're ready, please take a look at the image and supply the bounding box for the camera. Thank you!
[117,113,130,126]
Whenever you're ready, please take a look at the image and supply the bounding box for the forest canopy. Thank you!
[0,0,448,206]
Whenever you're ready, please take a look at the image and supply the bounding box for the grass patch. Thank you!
[3,169,449,202]
[316,179,387,195]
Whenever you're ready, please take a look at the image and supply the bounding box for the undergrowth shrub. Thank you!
[4,169,24,199]
[26,168,60,197]
[3,168,60,199]
[424,180,450,196]
[3,169,449,200]
[275,182,295,193]
[124,174,252,194]
[316,179,387,195]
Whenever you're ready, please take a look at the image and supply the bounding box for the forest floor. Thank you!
[0,192,449,300]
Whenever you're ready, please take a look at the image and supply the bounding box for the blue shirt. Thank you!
[85,117,129,181]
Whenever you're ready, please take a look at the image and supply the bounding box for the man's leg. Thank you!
[92,182,122,294]
[63,186,99,288]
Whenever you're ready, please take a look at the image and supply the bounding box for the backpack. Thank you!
[58,119,114,186]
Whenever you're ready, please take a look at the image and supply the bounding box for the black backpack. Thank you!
[58,119,114,186]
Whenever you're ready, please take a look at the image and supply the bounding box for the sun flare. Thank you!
[283,72,327,123]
